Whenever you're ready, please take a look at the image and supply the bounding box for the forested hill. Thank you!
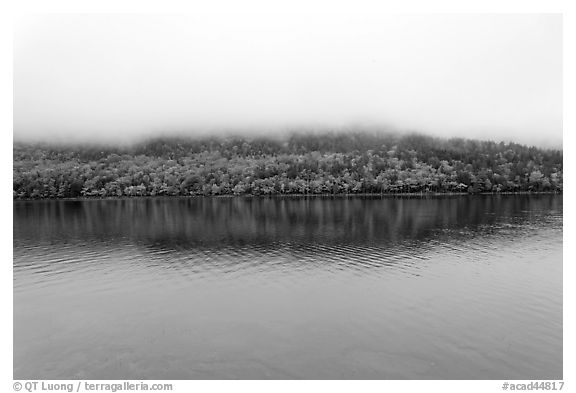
[13,132,563,199]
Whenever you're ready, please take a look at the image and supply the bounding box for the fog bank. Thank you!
[14,13,562,148]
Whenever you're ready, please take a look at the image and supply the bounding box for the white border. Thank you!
[3,2,572,392]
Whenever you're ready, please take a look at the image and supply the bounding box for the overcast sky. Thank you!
[13,13,562,147]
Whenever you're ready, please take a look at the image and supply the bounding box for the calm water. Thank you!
[14,195,562,379]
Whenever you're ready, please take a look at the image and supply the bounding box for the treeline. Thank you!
[13,132,563,199]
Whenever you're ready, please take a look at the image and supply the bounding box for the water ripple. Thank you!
[13,195,562,379]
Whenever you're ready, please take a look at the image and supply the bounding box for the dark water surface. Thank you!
[14,195,562,379]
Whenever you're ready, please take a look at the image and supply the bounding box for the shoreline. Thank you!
[13,190,562,202]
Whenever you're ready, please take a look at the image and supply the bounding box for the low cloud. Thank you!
[14,13,562,148]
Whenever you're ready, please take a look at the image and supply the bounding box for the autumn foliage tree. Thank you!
[13,132,563,199]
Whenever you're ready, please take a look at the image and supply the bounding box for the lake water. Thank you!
[13,195,562,380]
